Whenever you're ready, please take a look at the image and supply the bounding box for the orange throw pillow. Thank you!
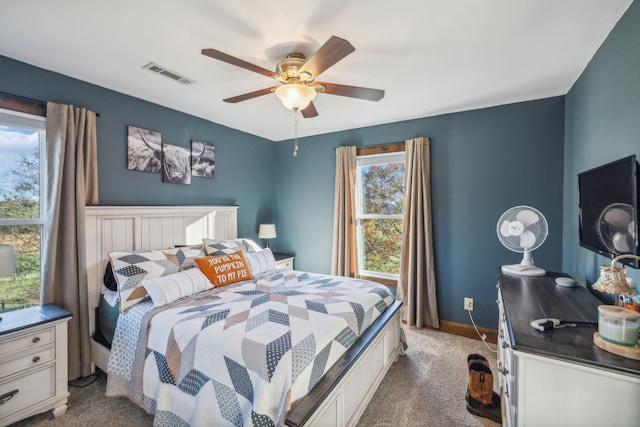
[195,250,254,287]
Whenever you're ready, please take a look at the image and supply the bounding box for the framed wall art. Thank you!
[162,143,191,184]
[191,140,215,178]
[127,126,161,172]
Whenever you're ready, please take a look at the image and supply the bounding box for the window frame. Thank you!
[0,108,46,285]
[355,150,405,281]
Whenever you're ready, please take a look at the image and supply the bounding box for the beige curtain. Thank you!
[331,146,358,277]
[43,102,99,380]
[397,137,439,328]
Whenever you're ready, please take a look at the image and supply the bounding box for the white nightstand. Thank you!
[274,253,295,270]
[0,304,71,426]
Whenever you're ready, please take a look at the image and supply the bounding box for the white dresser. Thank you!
[497,270,640,427]
[0,304,71,426]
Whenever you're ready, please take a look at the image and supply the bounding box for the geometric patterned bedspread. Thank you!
[106,269,395,427]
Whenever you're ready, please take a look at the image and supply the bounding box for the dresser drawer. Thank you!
[0,364,55,419]
[0,345,55,378]
[0,326,55,358]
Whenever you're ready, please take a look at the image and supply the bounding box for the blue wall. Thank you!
[275,97,565,327]
[0,56,276,240]
[1,56,567,329]
[563,1,640,287]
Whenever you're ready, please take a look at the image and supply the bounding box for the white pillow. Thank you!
[142,268,212,307]
[245,248,277,275]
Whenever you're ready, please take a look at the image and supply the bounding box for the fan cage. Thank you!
[497,206,548,253]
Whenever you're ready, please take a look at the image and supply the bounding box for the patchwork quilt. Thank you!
[106,269,395,427]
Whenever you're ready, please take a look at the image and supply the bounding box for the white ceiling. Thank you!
[0,0,632,141]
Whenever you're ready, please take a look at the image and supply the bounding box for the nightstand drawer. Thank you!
[0,326,55,358]
[0,345,55,378]
[277,258,294,270]
[0,364,55,419]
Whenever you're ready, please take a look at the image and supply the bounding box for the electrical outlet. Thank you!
[464,297,474,311]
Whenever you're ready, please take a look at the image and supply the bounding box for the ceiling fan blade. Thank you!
[301,102,319,118]
[299,36,355,79]
[202,48,275,79]
[223,87,277,103]
[316,82,385,101]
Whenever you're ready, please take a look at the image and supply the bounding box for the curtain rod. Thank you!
[334,141,405,152]
[0,91,100,117]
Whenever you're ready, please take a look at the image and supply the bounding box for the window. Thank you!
[0,109,46,313]
[355,151,405,280]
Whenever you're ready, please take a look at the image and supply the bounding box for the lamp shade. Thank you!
[275,84,316,111]
[0,244,17,277]
[258,224,277,239]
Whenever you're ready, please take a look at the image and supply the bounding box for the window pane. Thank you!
[360,163,405,215]
[0,125,40,219]
[0,225,41,312]
[361,218,402,275]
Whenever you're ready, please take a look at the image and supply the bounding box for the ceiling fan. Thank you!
[201,35,385,119]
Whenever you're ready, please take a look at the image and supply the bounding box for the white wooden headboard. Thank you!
[85,205,238,338]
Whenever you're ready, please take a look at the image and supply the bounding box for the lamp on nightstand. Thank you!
[258,224,276,248]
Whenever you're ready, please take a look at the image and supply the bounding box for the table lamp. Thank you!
[258,224,276,248]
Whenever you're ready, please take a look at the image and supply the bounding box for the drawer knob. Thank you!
[32,336,40,344]
[0,389,19,405]
[33,356,41,363]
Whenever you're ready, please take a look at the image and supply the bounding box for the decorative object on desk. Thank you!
[597,305,639,347]
[591,254,637,295]
[497,205,548,276]
[594,303,640,359]
[555,276,577,287]
[591,254,640,359]
[258,224,276,248]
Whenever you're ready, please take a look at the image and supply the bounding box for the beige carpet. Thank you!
[12,328,501,427]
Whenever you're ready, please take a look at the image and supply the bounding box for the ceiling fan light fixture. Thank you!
[275,84,316,111]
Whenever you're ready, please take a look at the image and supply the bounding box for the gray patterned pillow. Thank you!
[108,250,179,312]
[202,238,244,255]
[235,239,261,252]
[202,238,261,255]
[161,245,206,270]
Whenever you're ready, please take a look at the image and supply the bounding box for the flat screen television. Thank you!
[578,155,640,268]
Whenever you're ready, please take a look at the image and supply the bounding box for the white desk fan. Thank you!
[497,206,548,276]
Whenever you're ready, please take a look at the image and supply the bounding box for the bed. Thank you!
[85,205,402,426]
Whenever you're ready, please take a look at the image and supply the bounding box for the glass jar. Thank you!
[598,305,640,347]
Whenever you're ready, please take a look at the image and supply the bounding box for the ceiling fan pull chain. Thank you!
[293,108,299,156]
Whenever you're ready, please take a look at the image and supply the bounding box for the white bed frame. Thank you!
[84,205,401,426]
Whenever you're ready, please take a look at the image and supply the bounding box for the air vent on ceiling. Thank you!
[143,62,195,85]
